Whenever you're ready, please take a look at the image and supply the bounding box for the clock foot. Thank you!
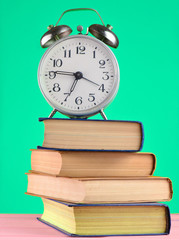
[48,109,57,118]
[100,109,107,120]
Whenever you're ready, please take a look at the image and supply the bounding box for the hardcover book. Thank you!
[38,199,171,236]
[38,118,144,151]
[31,149,156,177]
[26,172,173,203]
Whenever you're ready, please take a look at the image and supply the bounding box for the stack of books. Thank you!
[26,118,173,236]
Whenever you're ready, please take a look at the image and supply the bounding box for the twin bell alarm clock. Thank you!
[38,8,120,120]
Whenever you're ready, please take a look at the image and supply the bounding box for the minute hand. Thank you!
[82,77,100,86]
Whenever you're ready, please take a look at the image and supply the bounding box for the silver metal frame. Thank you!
[55,8,105,27]
[38,35,120,119]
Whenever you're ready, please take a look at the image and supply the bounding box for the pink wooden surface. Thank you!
[0,214,178,240]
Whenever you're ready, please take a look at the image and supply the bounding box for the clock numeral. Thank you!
[53,83,61,92]
[98,84,105,92]
[99,60,106,68]
[64,93,70,101]
[93,51,96,58]
[102,72,109,80]
[75,96,83,105]
[49,71,56,79]
[51,59,63,67]
[64,50,71,58]
[76,46,85,54]
[88,93,95,102]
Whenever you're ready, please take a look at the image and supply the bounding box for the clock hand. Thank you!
[63,72,99,102]
[81,77,100,86]
[64,78,79,101]
[64,72,85,101]
[55,71,75,76]
[69,78,79,93]
[55,71,100,87]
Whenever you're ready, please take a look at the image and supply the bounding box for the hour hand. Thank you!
[55,71,75,76]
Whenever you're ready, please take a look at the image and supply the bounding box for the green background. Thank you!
[0,0,178,213]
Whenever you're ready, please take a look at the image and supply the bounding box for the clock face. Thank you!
[38,35,119,117]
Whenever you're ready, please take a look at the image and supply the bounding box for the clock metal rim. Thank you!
[38,34,120,118]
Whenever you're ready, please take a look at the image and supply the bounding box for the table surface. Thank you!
[0,214,178,240]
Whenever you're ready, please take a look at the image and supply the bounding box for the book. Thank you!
[38,199,171,236]
[31,149,156,177]
[38,118,144,151]
[26,172,173,203]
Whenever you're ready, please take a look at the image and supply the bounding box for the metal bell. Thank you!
[40,25,72,48]
[89,24,119,48]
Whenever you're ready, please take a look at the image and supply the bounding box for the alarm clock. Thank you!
[38,8,120,120]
